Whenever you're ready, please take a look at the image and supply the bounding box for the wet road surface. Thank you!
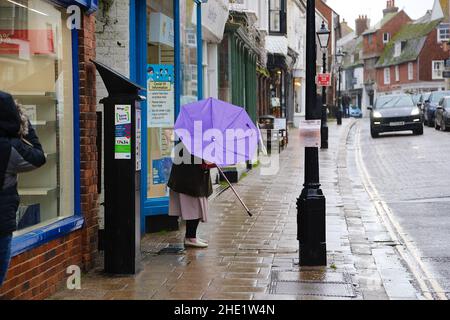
[357,120,450,298]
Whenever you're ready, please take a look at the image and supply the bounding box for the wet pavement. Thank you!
[49,119,424,300]
[356,121,450,299]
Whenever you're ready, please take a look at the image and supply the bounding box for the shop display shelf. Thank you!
[18,187,59,197]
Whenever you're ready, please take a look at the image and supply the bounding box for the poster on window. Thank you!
[115,105,132,160]
[152,158,173,185]
[147,64,175,128]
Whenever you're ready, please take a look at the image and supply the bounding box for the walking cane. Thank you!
[216,166,253,217]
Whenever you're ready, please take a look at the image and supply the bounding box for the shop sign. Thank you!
[115,105,132,160]
[299,120,321,148]
[317,73,331,87]
[149,13,174,48]
[147,64,175,128]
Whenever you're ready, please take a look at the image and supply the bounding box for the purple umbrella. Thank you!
[174,97,259,167]
[174,97,259,217]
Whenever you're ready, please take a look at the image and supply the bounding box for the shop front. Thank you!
[129,0,204,233]
[0,0,98,299]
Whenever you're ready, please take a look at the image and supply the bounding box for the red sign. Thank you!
[317,73,331,87]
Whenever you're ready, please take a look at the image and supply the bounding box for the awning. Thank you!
[265,36,288,56]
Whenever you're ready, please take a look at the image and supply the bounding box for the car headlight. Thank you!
[373,111,382,118]
[411,108,420,116]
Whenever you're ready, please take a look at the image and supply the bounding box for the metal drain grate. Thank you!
[269,270,357,298]
[157,244,185,255]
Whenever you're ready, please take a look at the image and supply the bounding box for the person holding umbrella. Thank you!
[168,149,215,249]
[168,97,259,249]
[0,91,46,286]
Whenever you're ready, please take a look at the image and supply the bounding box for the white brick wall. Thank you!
[95,0,131,229]
[96,0,130,107]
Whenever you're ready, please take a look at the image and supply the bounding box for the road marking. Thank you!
[354,123,448,301]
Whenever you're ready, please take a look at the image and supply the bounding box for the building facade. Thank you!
[0,0,99,299]
[362,0,411,105]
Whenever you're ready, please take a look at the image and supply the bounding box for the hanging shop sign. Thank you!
[147,64,175,128]
[201,0,229,42]
[115,105,132,160]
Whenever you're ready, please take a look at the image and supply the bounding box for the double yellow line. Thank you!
[353,123,447,301]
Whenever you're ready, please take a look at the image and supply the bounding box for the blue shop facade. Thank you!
[129,0,206,233]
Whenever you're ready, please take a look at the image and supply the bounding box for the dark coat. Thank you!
[167,148,213,198]
[0,91,46,237]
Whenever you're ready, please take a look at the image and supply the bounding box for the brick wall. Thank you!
[419,29,448,82]
[0,13,98,300]
[376,62,418,92]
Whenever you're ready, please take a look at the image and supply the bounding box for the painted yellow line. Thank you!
[354,123,447,301]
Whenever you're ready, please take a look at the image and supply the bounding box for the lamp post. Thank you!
[297,0,327,267]
[336,49,345,125]
[317,21,331,149]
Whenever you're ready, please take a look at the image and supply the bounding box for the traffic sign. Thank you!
[317,73,331,87]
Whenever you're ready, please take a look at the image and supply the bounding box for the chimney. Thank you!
[355,15,369,37]
[383,0,399,17]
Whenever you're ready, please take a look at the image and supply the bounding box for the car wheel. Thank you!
[435,120,441,131]
[414,127,424,135]
[371,128,379,138]
[428,118,435,127]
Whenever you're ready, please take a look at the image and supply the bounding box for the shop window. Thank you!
[0,0,74,232]
[146,0,176,199]
[180,0,199,105]
[269,0,286,35]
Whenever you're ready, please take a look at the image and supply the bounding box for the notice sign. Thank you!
[136,107,142,171]
[317,73,331,87]
[147,64,175,128]
[115,105,132,160]
[299,120,321,148]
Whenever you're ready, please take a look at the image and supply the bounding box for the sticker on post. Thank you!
[299,120,322,148]
[115,105,132,160]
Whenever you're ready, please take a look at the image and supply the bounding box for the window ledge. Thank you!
[11,216,84,257]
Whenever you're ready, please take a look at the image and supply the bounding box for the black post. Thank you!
[337,66,343,125]
[297,0,327,266]
[321,52,328,149]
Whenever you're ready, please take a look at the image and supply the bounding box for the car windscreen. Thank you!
[375,96,414,109]
[412,95,420,104]
[431,91,450,104]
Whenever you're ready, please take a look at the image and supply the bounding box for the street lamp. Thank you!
[297,0,327,267]
[317,21,331,149]
[335,48,345,124]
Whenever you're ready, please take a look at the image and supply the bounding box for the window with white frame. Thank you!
[395,66,400,82]
[438,23,450,42]
[408,62,414,80]
[394,42,402,57]
[383,33,390,44]
[384,68,391,84]
[432,60,445,79]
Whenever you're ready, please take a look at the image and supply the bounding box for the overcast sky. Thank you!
[326,0,436,29]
